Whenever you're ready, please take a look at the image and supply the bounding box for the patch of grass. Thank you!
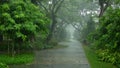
[83,45,117,68]
[0,53,34,65]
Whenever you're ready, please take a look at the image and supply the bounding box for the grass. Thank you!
[83,45,117,68]
[0,53,34,65]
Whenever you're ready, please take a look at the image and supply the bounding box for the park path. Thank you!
[11,39,90,68]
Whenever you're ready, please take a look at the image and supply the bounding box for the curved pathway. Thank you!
[11,39,90,68]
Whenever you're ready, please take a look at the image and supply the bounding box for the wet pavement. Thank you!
[10,39,90,68]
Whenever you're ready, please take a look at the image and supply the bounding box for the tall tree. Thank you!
[34,0,64,43]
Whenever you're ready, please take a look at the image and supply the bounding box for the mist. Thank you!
[55,0,99,42]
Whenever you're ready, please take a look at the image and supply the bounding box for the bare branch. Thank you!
[71,23,81,31]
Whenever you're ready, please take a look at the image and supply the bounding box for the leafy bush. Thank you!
[0,0,49,46]
[83,45,116,68]
[0,63,9,68]
[33,40,57,50]
[90,7,120,67]
[0,0,50,55]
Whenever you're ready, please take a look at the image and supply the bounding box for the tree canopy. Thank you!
[0,0,49,42]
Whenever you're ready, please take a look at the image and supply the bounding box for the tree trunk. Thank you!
[99,5,104,17]
[0,35,3,42]
[11,42,15,57]
[46,11,57,43]
[99,0,111,17]
[7,41,10,55]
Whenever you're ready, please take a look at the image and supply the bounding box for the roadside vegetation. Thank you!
[0,63,9,68]
[73,0,120,67]
[0,53,34,65]
[0,0,49,67]
[87,7,120,68]
[83,45,117,68]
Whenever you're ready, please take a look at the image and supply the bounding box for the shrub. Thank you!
[0,63,9,68]
[90,7,120,67]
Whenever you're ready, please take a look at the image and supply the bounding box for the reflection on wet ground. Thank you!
[10,40,90,68]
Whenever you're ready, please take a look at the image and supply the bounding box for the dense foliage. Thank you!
[90,8,120,67]
[0,0,49,54]
[0,0,49,42]
[0,0,49,65]
[0,63,9,68]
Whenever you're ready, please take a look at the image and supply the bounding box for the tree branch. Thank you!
[71,23,81,31]
[54,0,64,13]
[37,1,49,13]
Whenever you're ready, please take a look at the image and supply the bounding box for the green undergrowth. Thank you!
[83,45,116,68]
[0,63,9,68]
[0,53,34,65]
[34,42,57,50]
[52,44,67,49]
[33,37,60,50]
[34,42,67,50]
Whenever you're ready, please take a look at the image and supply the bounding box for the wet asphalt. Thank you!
[10,39,90,68]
